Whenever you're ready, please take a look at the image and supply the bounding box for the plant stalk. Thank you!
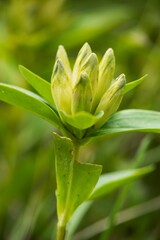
[56,223,66,240]
[56,140,81,240]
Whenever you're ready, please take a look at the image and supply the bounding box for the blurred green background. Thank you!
[0,0,160,239]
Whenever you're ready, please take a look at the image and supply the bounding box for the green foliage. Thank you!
[91,109,160,137]
[0,83,60,128]
[19,65,54,105]
[124,75,147,94]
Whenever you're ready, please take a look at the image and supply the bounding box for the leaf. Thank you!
[60,110,104,130]
[89,165,154,200]
[124,75,147,94]
[19,65,54,105]
[0,83,61,128]
[54,133,102,225]
[91,109,160,137]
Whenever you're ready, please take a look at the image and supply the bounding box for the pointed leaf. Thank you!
[0,83,60,128]
[124,75,147,94]
[54,133,102,224]
[91,109,160,137]
[19,65,54,105]
[89,165,154,200]
[60,110,104,130]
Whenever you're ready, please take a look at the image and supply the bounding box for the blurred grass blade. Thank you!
[66,201,92,240]
[57,7,131,48]
[19,65,54,105]
[124,75,147,94]
[89,165,154,200]
[8,192,43,240]
[0,83,60,128]
[99,136,152,240]
[73,196,160,240]
[91,109,160,137]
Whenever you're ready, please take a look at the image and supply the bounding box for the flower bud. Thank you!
[51,59,72,114]
[56,45,71,79]
[72,42,92,86]
[95,74,126,128]
[81,53,98,98]
[92,48,115,112]
[72,72,92,114]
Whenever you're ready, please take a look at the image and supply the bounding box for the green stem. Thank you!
[56,139,80,240]
[56,223,66,240]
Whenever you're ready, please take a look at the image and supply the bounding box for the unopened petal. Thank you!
[95,74,126,128]
[72,72,92,114]
[72,42,92,86]
[51,60,72,114]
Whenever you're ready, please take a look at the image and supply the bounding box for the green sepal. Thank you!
[54,133,102,224]
[60,110,104,130]
[89,165,154,200]
[19,65,54,105]
[124,75,147,94]
[0,83,60,128]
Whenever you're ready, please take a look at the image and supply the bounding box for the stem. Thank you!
[55,138,81,240]
[56,223,66,240]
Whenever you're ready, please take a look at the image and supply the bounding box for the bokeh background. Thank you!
[0,0,160,239]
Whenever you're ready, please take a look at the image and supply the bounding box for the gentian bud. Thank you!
[56,45,71,79]
[72,43,92,86]
[95,74,126,128]
[92,48,115,112]
[72,72,92,114]
[81,53,98,98]
[51,59,72,114]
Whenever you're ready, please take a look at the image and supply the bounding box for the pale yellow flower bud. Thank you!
[81,53,98,98]
[51,59,72,114]
[72,42,92,86]
[92,48,115,112]
[95,74,126,128]
[72,72,92,114]
[56,45,71,79]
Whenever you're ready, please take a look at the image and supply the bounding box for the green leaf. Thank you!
[60,110,104,130]
[89,165,154,200]
[0,83,60,128]
[124,75,147,94]
[91,109,160,137]
[54,133,102,225]
[19,65,54,105]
